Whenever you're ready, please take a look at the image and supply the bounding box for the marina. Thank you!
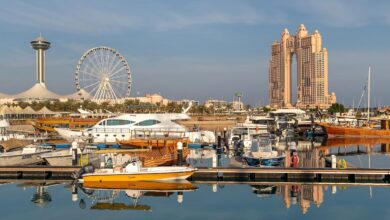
[1,1,390,219]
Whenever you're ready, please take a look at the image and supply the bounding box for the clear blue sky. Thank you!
[0,0,389,106]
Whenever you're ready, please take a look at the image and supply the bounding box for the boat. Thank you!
[81,159,196,182]
[30,117,101,133]
[316,66,390,137]
[118,137,190,149]
[0,144,53,166]
[83,179,197,190]
[56,107,215,144]
[317,122,390,138]
[242,140,285,167]
[243,153,285,167]
[39,146,101,166]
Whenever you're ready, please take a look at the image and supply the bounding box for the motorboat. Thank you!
[0,144,53,166]
[243,152,285,167]
[81,159,196,182]
[83,179,197,190]
[242,140,285,167]
[56,111,215,144]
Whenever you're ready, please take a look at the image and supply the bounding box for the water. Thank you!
[1,141,390,219]
[0,181,389,220]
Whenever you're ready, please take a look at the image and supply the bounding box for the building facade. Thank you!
[269,24,336,109]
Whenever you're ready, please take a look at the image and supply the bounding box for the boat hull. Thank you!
[118,138,190,148]
[83,170,195,182]
[318,122,390,137]
[0,151,50,166]
[83,180,197,190]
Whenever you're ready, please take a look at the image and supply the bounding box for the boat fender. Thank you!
[337,159,347,169]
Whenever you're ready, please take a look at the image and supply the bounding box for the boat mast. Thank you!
[367,65,371,122]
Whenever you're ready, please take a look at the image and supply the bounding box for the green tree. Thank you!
[328,103,345,114]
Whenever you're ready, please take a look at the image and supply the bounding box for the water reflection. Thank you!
[187,137,390,169]
[77,180,197,211]
[0,179,389,218]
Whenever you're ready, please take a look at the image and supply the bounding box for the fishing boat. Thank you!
[0,144,53,166]
[81,159,196,182]
[118,137,190,149]
[30,117,101,133]
[317,66,390,137]
[317,122,390,137]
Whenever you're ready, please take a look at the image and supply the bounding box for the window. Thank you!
[106,119,134,126]
[135,119,161,126]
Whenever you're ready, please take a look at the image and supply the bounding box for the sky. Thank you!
[0,0,390,106]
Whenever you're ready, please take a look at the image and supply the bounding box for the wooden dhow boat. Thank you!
[318,66,390,138]
[118,137,190,148]
[81,159,196,183]
[317,121,390,138]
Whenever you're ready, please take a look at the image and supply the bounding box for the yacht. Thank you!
[56,112,215,144]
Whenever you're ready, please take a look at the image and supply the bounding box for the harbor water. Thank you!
[1,140,390,220]
[0,181,389,219]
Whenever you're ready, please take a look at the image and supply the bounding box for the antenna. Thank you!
[367,65,371,122]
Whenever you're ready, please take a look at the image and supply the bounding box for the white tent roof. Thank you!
[14,83,61,100]
[64,89,92,100]
[36,106,56,115]
[20,106,36,114]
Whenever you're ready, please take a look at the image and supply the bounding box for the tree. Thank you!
[328,103,345,114]
[262,106,271,113]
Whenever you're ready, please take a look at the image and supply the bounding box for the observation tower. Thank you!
[31,35,51,86]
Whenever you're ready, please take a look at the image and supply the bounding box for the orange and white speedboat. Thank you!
[81,160,196,183]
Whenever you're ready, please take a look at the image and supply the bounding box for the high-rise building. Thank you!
[269,24,336,109]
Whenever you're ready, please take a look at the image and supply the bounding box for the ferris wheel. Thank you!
[75,46,132,102]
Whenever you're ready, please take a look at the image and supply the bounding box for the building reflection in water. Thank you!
[250,183,325,214]
[31,186,52,208]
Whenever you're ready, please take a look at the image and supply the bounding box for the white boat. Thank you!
[0,144,53,166]
[81,159,196,182]
[40,146,100,166]
[227,115,275,150]
[56,112,215,144]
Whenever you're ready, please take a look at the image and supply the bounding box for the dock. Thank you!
[0,166,80,179]
[191,167,390,183]
[0,166,390,184]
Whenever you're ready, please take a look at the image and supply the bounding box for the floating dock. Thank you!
[0,166,389,183]
[191,167,390,183]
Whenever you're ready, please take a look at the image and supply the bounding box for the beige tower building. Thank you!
[269,24,336,109]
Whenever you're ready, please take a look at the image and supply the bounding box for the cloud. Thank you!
[0,0,288,34]
[284,0,390,28]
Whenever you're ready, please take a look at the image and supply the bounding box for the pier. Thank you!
[191,167,390,183]
[0,166,390,184]
[0,166,80,179]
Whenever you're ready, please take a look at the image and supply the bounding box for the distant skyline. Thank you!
[0,0,390,106]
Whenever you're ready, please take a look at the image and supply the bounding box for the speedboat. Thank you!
[81,159,196,183]
[0,144,53,166]
[242,141,285,167]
